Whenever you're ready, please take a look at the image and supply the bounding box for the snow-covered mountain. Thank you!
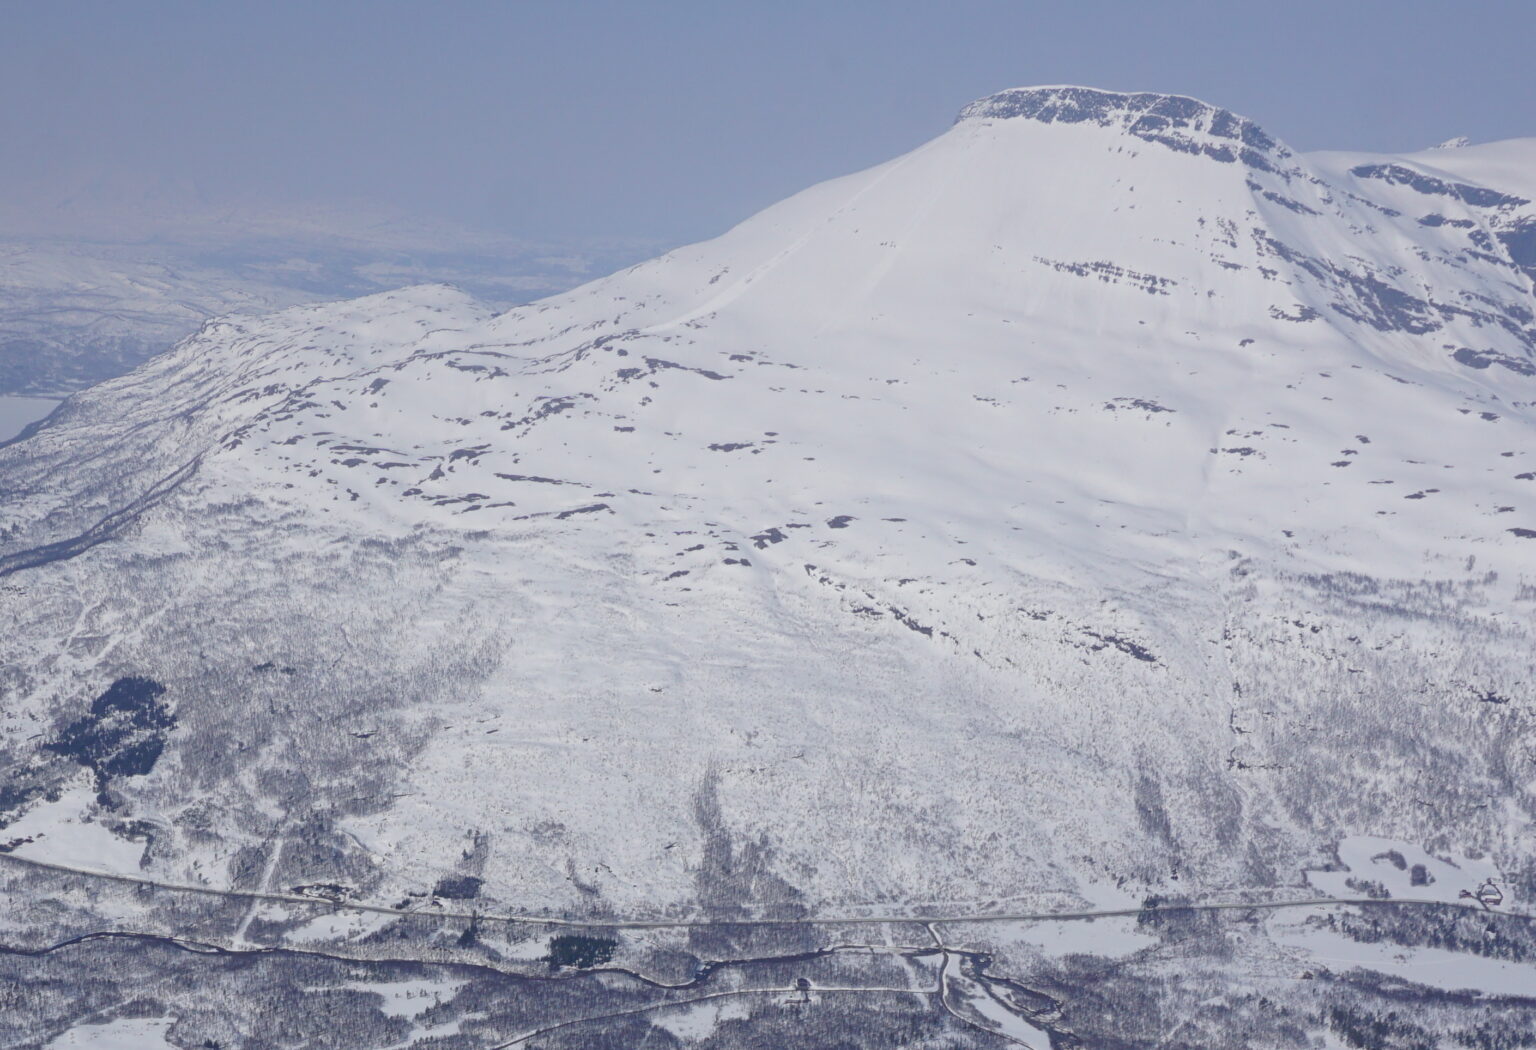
[2,87,1534,1047]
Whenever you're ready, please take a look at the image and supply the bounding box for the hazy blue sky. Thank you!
[3,0,1533,245]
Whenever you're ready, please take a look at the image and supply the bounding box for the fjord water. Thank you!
[0,394,58,443]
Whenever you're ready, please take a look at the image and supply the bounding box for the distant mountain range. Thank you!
[0,193,657,396]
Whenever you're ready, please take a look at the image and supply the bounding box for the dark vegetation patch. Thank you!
[1327,1003,1438,1050]
[1138,895,1200,929]
[1329,903,1536,965]
[432,875,483,900]
[0,782,46,833]
[544,934,617,970]
[44,677,174,793]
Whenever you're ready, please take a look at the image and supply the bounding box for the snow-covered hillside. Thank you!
[1,86,1534,1046]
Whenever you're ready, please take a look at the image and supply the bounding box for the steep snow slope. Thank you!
[1308,134,1536,307]
[1,88,1533,928]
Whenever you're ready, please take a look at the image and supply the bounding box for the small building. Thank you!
[782,977,812,1007]
[1462,879,1504,909]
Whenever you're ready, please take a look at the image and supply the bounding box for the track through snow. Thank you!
[0,849,1522,929]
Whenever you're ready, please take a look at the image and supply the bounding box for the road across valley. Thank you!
[0,848,1523,929]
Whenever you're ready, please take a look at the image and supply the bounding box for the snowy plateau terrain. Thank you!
[2,86,1535,1048]
[0,216,650,397]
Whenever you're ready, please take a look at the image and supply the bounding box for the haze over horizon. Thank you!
[4,0,1533,250]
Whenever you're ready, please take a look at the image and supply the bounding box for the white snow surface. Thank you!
[43,1017,177,1049]
[652,998,754,1042]
[4,781,148,872]
[1,86,1533,927]
[1307,835,1503,904]
[337,977,469,1019]
[1000,916,1159,959]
